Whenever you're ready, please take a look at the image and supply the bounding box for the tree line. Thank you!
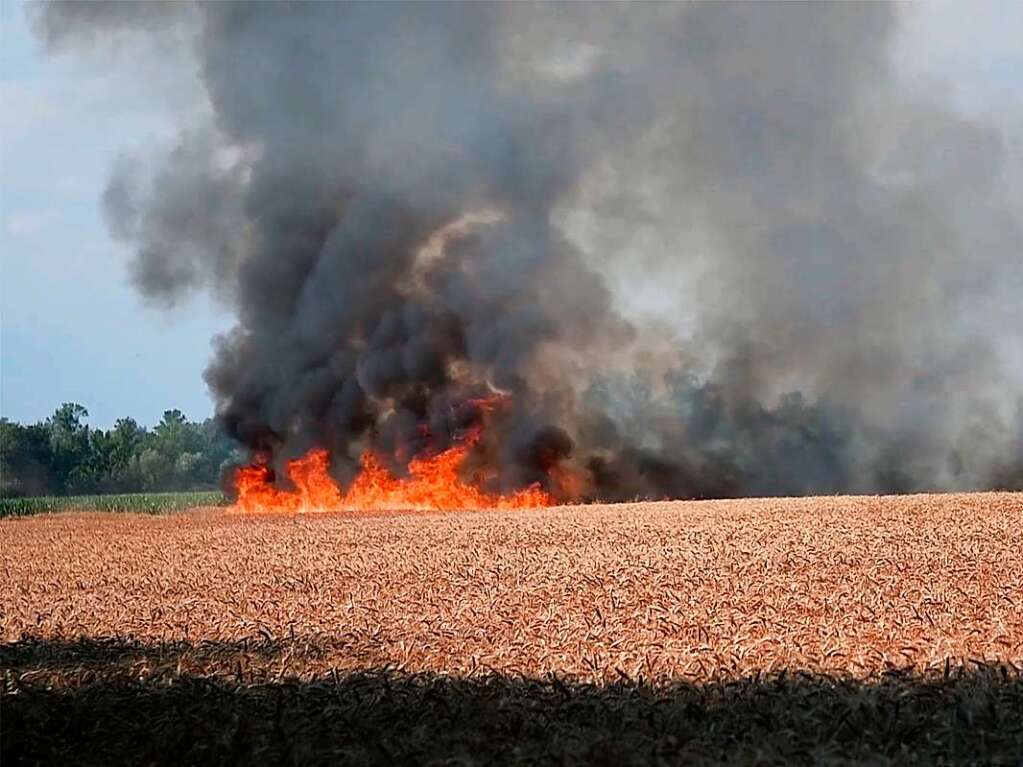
[1,403,238,497]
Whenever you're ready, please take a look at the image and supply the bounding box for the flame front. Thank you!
[232,433,554,514]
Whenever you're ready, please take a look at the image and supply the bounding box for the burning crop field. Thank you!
[5,1,1023,764]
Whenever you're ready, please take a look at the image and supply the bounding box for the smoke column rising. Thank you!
[32,2,1023,499]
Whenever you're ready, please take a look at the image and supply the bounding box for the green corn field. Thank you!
[0,492,227,518]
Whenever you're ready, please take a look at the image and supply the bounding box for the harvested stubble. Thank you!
[3,492,1022,764]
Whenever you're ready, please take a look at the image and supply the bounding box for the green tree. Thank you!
[1,418,56,497]
[110,418,147,467]
[68,428,115,494]
[154,409,200,456]
[46,403,91,493]
[101,418,147,492]
[198,416,238,487]
[138,447,174,491]
[152,410,207,489]
[3,405,239,497]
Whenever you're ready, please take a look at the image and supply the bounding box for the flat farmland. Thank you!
[3,493,1022,764]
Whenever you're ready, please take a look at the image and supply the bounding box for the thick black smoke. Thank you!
[32,2,1023,499]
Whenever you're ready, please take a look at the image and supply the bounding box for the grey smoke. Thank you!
[31,1,1023,498]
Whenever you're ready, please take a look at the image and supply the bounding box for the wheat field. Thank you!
[3,492,1022,764]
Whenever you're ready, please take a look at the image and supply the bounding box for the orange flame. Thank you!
[232,430,555,514]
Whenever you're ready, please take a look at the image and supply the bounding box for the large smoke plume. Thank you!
[33,2,1023,499]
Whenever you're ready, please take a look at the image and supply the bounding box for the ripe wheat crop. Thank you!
[3,492,1021,764]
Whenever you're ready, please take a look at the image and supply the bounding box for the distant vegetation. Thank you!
[0,492,226,519]
[1,403,238,501]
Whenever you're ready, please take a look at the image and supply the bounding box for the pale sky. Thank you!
[1,1,1021,429]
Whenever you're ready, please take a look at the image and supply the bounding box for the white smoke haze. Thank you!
[30,1,1023,499]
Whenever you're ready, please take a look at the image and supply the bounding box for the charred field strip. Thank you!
[3,492,1022,764]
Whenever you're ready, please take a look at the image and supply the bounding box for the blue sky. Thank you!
[1,1,1021,429]
[1,0,230,428]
